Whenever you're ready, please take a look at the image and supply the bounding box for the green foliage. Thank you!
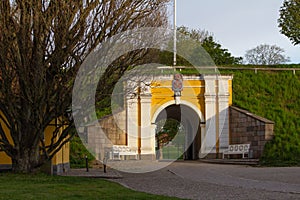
[96,105,112,119]
[0,173,178,200]
[156,119,185,160]
[159,51,192,66]
[201,36,243,65]
[220,67,300,166]
[278,0,300,45]
[70,135,95,168]
[159,26,242,66]
[156,119,181,145]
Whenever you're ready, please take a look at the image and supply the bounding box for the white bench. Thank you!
[223,144,250,159]
[111,145,138,160]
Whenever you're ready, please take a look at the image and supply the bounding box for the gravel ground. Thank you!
[110,161,300,200]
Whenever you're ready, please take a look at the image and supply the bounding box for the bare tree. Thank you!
[0,0,169,173]
[244,44,290,65]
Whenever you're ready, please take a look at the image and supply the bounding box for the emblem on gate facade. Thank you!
[172,73,183,97]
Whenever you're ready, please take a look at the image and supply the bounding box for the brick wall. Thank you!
[229,106,274,159]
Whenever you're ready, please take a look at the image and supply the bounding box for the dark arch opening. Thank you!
[155,104,201,160]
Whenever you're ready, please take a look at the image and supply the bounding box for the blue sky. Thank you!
[169,0,300,63]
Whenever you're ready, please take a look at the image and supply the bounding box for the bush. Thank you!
[70,135,95,168]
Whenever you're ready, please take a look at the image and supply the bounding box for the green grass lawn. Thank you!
[0,173,180,200]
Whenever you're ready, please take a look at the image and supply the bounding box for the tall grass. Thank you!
[225,69,300,165]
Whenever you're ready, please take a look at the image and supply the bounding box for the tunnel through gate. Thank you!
[154,104,201,160]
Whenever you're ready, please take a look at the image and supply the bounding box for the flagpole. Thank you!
[173,0,177,69]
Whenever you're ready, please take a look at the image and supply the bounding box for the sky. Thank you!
[169,0,300,64]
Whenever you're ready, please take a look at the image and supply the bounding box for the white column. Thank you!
[140,96,154,155]
[204,95,216,154]
[126,98,138,151]
[218,96,230,151]
[218,78,231,151]
[199,123,206,158]
[203,75,217,154]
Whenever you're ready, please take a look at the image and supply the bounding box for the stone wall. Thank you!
[98,112,127,146]
[86,111,127,160]
[229,106,274,159]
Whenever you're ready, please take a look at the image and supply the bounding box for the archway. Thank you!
[154,104,201,160]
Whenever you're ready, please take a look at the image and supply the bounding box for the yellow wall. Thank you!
[228,79,233,105]
[0,152,11,165]
[151,79,206,120]
[0,113,13,165]
[44,121,70,166]
[0,116,69,167]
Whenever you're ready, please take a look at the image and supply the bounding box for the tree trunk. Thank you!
[12,147,40,173]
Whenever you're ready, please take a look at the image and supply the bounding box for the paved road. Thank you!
[111,161,300,200]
